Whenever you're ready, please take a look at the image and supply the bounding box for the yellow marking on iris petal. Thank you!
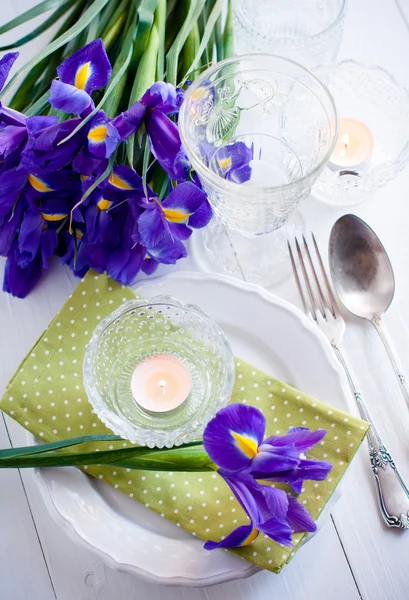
[218,157,232,169]
[28,174,52,193]
[97,198,112,211]
[75,61,91,90]
[240,527,259,547]
[231,431,258,459]
[145,254,151,260]
[88,125,107,143]
[108,172,132,190]
[163,208,190,223]
[80,174,88,182]
[41,213,68,222]
[76,229,83,239]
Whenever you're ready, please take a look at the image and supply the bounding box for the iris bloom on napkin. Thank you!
[203,404,332,549]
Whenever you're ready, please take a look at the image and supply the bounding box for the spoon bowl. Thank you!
[329,214,395,319]
[329,214,409,410]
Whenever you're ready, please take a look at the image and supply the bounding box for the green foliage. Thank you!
[0,0,233,122]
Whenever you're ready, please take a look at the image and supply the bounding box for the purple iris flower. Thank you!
[202,403,332,550]
[113,82,189,180]
[49,39,111,115]
[138,181,209,247]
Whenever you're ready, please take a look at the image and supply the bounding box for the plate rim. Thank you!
[32,271,351,586]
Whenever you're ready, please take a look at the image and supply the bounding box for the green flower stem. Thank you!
[0,436,213,472]
[127,21,159,166]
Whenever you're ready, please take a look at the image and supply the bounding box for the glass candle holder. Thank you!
[233,0,347,70]
[313,61,409,206]
[83,296,235,448]
[179,55,337,285]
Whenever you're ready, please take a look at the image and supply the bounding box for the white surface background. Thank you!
[1,0,409,598]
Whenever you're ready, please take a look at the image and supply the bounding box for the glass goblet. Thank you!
[233,0,347,70]
[179,54,338,286]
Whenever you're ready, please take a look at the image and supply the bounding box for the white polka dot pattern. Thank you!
[0,271,369,574]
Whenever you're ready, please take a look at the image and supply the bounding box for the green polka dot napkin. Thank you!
[0,271,369,573]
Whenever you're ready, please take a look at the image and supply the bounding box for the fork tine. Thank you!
[287,241,309,316]
[302,234,327,319]
[311,232,339,318]
[294,237,318,322]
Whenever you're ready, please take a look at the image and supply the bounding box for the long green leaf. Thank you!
[97,0,125,37]
[9,0,83,111]
[103,7,137,116]
[25,91,50,116]
[0,0,73,36]
[0,0,111,100]
[223,0,234,59]
[155,0,166,80]
[0,2,75,51]
[0,434,121,459]
[166,0,206,86]
[131,0,159,69]
[181,0,224,85]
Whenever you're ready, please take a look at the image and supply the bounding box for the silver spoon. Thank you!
[329,214,409,410]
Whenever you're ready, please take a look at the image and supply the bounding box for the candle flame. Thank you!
[158,379,167,394]
[341,133,349,147]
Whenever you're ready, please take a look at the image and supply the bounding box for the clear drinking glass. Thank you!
[83,296,235,448]
[179,55,337,285]
[233,0,347,70]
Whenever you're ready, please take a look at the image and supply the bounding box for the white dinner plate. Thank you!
[32,272,350,587]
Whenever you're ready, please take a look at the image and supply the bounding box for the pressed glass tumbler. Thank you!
[179,55,337,285]
[83,296,235,448]
[233,0,347,70]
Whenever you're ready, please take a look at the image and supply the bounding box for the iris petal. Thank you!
[49,80,93,115]
[57,39,111,94]
[263,427,327,451]
[188,198,212,229]
[203,404,266,471]
[0,52,18,91]
[162,181,207,221]
[286,494,317,534]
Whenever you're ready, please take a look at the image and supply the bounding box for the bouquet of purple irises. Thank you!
[0,40,213,298]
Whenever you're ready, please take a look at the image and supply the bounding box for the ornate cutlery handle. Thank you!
[332,341,409,529]
[371,314,409,411]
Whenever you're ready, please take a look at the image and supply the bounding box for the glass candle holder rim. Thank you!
[86,295,214,346]
[234,0,348,42]
[179,53,339,196]
[318,58,409,170]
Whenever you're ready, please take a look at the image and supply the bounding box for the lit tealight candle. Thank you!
[131,354,191,413]
[329,118,374,170]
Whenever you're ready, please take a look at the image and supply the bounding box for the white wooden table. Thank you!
[1,0,409,598]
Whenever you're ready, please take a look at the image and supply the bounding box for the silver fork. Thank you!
[288,233,409,529]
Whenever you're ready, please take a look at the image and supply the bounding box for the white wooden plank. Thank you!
[0,417,55,600]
